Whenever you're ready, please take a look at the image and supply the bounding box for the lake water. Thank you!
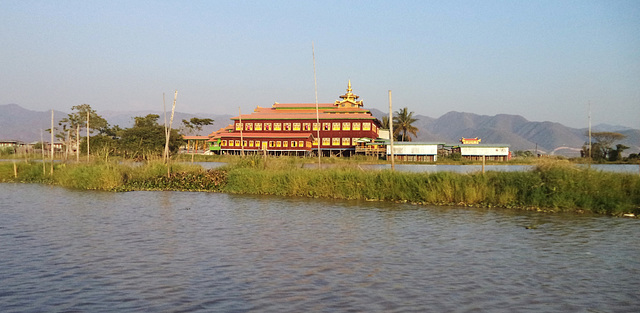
[1,184,638,312]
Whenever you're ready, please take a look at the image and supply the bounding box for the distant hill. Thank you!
[3,103,638,156]
[0,104,67,142]
[369,109,639,156]
[0,104,231,142]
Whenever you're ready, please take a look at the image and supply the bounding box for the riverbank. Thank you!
[1,158,638,216]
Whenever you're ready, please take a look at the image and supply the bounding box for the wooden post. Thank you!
[389,90,395,171]
[164,91,177,164]
[191,140,195,163]
[86,111,90,163]
[65,129,70,161]
[41,130,45,175]
[76,124,80,162]
[50,109,54,174]
[482,155,486,174]
[13,161,17,178]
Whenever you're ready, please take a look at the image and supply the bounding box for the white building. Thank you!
[454,144,510,161]
[387,142,441,162]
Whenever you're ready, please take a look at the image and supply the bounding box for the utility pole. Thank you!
[389,90,395,171]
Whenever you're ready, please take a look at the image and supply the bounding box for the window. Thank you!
[283,123,291,131]
[352,138,358,145]
[222,140,227,146]
[363,122,371,131]
[235,123,243,131]
[322,123,330,131]
[306,141,311,148]
[303,123,311,131]
[352,122,361,131]
[342,122,350,131]
[332,122,340,131]
[332,138,340,146]
[313,138,319,146]
[235,140,240,147]
[276,141,282,147]
[228,140,234,147]
[254,123,262,131]
[322,138,330,145]
[313,123,320,131]
[293,123,301,131]
[249,140,254,147]
[269,141,275,148]
[243,140,247,147]
[299,141,304,147]
[245,123,253,131]
[274,123,282,131]
[342,138,350,145]
[291,141,297,148]
[264,123,272,131]
[262,142,267,149]
[283,141,288,148]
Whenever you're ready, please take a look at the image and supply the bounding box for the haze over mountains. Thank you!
[2,103,638,157]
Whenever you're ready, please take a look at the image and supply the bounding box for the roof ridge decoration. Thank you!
[335,80,363,108]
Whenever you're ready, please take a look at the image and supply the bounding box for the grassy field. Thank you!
[1,157,638,216]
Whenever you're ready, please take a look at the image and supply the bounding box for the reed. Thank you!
[222,161,639,215]
[1,159,638,216]
[53,162,122,190]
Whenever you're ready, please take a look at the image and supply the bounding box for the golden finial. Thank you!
[335,80,363,108]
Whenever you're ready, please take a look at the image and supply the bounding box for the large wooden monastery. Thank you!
[208,81,381,156]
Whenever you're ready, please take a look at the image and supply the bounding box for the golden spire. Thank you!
[335,80,363,108]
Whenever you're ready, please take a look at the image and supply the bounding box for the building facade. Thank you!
[386,142,441,162]
[209,82,381,156]
[453,144,511,161]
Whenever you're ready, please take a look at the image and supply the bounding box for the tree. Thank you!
[57,104,109,160]
[608,144,629,162]
[393,107,419,141]
[514,150,534,158]
[181,117,214,135]
[582,131,626,162]
[119,114,184,160]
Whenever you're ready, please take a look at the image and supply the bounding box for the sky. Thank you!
[2,0,639,129]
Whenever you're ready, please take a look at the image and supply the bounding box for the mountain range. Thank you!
[1,103,638,157]
[368,109,639,156]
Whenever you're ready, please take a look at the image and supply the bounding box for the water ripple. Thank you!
[0,184,638,312]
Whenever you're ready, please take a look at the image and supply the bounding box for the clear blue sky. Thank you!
[2,0,639,128]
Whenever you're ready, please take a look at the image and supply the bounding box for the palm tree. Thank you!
[393,107,419,141]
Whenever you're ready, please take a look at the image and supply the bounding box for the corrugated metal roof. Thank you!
[219,132,315,139]
[231,112,376,120]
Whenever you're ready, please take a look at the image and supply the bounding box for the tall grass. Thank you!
[223,160,640,215]
[1,159,638,215]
